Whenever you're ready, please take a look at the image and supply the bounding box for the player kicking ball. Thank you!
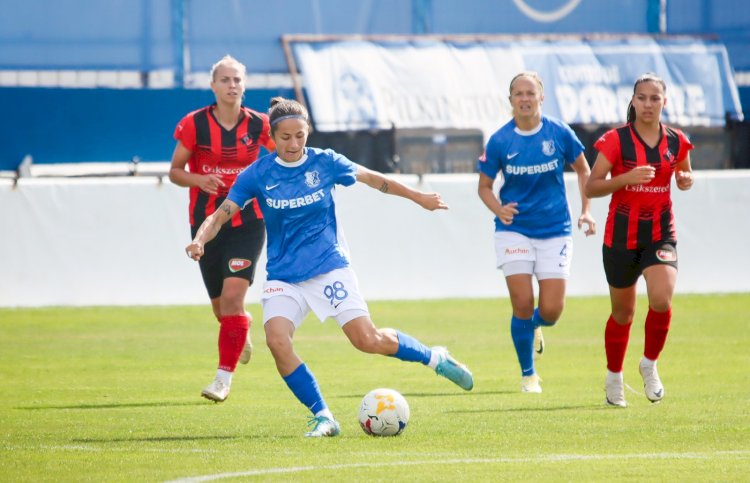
[186,97,473,437]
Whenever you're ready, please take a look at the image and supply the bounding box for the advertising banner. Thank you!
[294,37,743,139]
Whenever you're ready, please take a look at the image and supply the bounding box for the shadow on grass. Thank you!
[72,434,299,443]
[15,401,206,410]
[449,404,606,414]
[72,435,240,443]
[338,390,516,399]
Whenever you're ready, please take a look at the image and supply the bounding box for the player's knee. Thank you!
[649,298,672,313]
[219,298,245,316]
[351,332,380,353]
[538,306,563,325]
[265,332,291,357]
[611,308,635,324]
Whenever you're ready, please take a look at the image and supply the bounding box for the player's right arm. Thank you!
[585,152,655,198]
[477,172,518,225]
[168,141,226,195]
[185,200,241,261]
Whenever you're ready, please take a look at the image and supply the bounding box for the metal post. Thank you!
[412,0,432,34]
[172,0,190,88]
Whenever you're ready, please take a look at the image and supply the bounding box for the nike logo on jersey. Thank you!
[265,183,280,191]
[507,152,519,159]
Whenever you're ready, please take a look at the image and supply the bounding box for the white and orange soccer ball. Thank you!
[358,388,410,436]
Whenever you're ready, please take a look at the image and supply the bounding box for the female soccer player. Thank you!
[586,73,694,407]
[185,97,474,437]
[170,55,275,403]
[477,71,596,394]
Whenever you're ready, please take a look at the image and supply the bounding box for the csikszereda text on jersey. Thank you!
[227,147,358,283]
[478,115,584,239]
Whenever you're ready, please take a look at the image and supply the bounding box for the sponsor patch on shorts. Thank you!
[228,258,251,272]
[505,247,530,256]
[656,249,677,262]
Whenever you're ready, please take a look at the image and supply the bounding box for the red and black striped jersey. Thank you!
[174,104,275,227]
[594,123,693,249]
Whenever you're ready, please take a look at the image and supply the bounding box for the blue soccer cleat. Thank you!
[432,346,474,391]
[304,416,341,438]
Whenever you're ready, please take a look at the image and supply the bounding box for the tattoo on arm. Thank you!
[378,181,389,193]
[220,202,233,216]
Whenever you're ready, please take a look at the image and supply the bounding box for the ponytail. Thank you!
[626,101,636,123]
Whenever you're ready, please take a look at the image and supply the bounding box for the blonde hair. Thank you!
[210,55,246,81]
[509,71,544,95]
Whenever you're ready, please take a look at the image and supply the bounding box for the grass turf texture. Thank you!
[1,294,748,482]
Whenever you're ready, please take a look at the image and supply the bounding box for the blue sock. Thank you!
[282,363,327,415]
[389,331,432,365]
[533,307,556,327]
[511,315,535,376]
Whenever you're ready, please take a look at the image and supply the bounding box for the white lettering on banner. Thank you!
[556,84,630,124]
[380,91,508,126]
[505,159,559,175]
[556,83,710,125]
[668,84,710,126]
[266,189,326,209]
[558,65,621,84]
[295,40,737,137]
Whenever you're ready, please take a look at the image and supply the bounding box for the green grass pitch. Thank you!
[1,294,748,481]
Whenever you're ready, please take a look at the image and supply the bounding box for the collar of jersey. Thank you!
[513,121,543,137]
[274,151,308,168]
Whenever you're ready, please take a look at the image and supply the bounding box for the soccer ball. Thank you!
[358,388,410,436]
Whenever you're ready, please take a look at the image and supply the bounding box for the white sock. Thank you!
[427,349,441,370]
[315,408,334,420]
[607,370,623,380]
[216,369,233,385]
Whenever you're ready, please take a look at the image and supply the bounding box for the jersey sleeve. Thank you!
[259,113,276,152]
[227,164,260,209]
[328,149,358,187]
[675,129,695,162]
[561,122,585,164]
[174,114,196,151]
[477,137,501,179]
[593,129,622,166]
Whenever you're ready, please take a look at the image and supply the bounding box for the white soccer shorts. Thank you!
[494,231,573,280]
[261,266,370,328]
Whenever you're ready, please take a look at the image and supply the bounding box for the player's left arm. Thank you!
[675,153,694,191]
[355,164,448,211]
[570,153,596,236]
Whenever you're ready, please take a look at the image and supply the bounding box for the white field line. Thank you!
[165,450,750,482]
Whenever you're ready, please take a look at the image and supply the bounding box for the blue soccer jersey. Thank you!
[227,147,358,283]
[477,115,584,239]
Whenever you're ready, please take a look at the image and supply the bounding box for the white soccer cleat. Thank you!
[639,358,664,402]
[605,371,627,407]
[521,374,542,393]
[239,333,253,365]
[533,326,545,360]
[201,378,230,403]
[304,416,341,438]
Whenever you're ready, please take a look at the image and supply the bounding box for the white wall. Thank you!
[1,171,748,307]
